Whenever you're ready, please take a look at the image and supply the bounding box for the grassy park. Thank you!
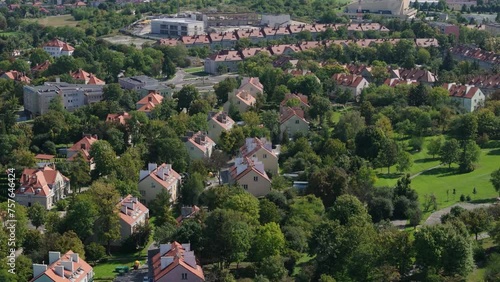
[26,15,80,27]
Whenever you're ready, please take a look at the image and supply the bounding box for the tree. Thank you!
[408,84,428,107]
[162,57,176,78]
[260,110,280,143]
[375,115,393,138]
[491,168,500,196]
[11,59,30,73]
[460,208,492,240]
[252,222,285,261]
[89,140,116,177]
[175,85,199,112]
[89,181,121,255]
[181,172,205,206]
[149,189,177,226]
[333,111,366,144]
[397,151,413,173]
[307,166,348,208]
[85,242,106,263]
[259,199,282,225]
[414,223,474,277]
[377,139,399,174]
[459,140,481,173]
[427,137,443,158]
[255,255,288,282]
[439,139,460,168]
[30,48,51,67]
[222,192,260,225]
[28,203,47,230]
[214,77,238,105]
[355,126,385,162]
[64,194,98,242]
[171,220,203,253]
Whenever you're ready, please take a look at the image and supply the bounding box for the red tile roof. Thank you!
[137,92,163,113]
[140,163,181,190]
[117,194,149,226]
[467,74,500,90]
[391,68,437,83]
[343,64,372,76]
[208,111,235,131]
[17,165,67,197]
[332,73,367,88]
[384,78,418,87]
[185,131,215,154]
[240,77,264,93]
[29,250,92,282]
[451,45,499,65]
[31,60,51,72]
[261,26,291,37]
[240,47,270,59]
[443,83,481,99]
[151,242,204,281]
[35,154,55,160]
[181,35,210,45]
[44,39,75,51]
[235,28,265,39]
[106,112,131,125]
[280,106,308,124]
[157,38,180,46]
[67,135,98,161]
[208,50,243,62]
[268,44,301,55]
[1,70,31,83]
[70,69,105,85]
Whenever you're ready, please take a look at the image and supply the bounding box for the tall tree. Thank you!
[175,85,199,112]
[251,222,285,261]
[214,77,238,105]
[28,203,47,230]
[355,126,385,162]
[377,139,399,174]
[64,194,98,243]
[89,140,117,177]
[439,139,460,168]
[491,168,500,196]
[307,166,348,208]
[181,172,205,206]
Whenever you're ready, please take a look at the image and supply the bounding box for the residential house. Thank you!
[106,112,131,125]
[279,106,309,139]
[204,50,243,74]
[443,83,485,112]
[23,82,104,117]
[1,70,31,83]
[69,69,105,85]
[467,74,500,96]
[280,93,310,111]
[16,164,70,209]
[238,77,264,98]
[119,75,159,91]
[428,22,460,40]
[136,91,163,115]
[268,44,301,56]
[183,131,215,160]
[43,39,74,57]
[35,154,56,163]
[66,134,98,170]
[273,56,299,69]
[235,28,265,43]
[148,242,205,282]
[208,32,238,49]
[450,45,499,70]
[224,89,256,114]
[484,22,500,36]
[30,251,93,282]
[331,73,369,100]
[297,41,324,52]
[384,78,418,87]
[31,60,51,74]
[156,38,180,47]
[389,68,437,85]
[414,38,440,48]
[288,24,319,38]
[223,157,271,197]
[207,111,235,143]
[176,206,201,225]
[138,163,181,205]
[343,64,373,79]
[181,35,211,48]
[240,47,271,60]
[115,195,149,245]
[261,26,292,40]
[239,137,279,175]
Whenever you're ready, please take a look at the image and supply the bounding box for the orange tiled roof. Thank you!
[67,135,98,162]
[209,111,235,131]
[151,242,204,281]
[332,73,366,88]
[117,194,149,226]
[29,250,92,282]
[443,83,481,99]
[106,112,131,125]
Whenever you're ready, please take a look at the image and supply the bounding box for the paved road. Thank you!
[424,202,494,225]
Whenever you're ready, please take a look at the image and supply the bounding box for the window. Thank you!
[254,176,258,181]
[243,185,248,190]
[151,182,156,188]
[295,120,300,124]
[181,273,188,280]
[263,154,267,159]
[140,190,146,196]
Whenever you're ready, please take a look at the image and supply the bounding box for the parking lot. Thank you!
[113,267,149,282]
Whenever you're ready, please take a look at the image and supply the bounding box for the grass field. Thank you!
[26,15,79,27]
[184,66,204,73]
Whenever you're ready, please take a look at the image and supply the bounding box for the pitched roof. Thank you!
[156,38,180,46]
[1,70,31,83]
[207,50,243,62]
[235,90,256,106]
[280,106,308,124]
[117,195,149,226]
[176,206,201,224]
[443,83,481,99]
[384,78,418,87]
[106,112,131,125]
[451,45,499,64]
[229,157,271,182]
[17,165,67,197]
[185,131,215,153]
[235,28,265,39]
[280,93,310,108]
[240,77,264,92]
[44,39,75,51]
[391,68,437,83]
[70,69,105,85]
[298,41,323,51]
[67,135,98,161]
[208,111,235,131]
[31,60,51,72]
[414,38,439,48]
[467,74,500,90]
[136,92,163,112]
[240,137,275,159]
[35,154,55,160]
[343,64,372,76]
[139,163,181,190]
[29,250,92,282]
[181,35,210,45]
[332,73,367,88]
[268,44,301,55]
[151,242,204,281]
[261,26,291,36]
[240,47,270,59]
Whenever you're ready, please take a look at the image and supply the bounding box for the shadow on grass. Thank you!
[377,173,403,180]
[420,167,457,177]
[487,148,500,156]
[191,71,209,77]
[469,198,498,204]
[414,157,437,164]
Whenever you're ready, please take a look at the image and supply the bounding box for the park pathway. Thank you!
[424,202,494,225]
[409,164,442,179]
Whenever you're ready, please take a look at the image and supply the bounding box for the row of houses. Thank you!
[450,45,499,70]
[203,38,439,74]
[157,22,391,49]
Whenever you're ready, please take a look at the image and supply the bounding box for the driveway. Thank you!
[113,266,148,282]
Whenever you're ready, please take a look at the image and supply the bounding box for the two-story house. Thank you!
[207,111,235,143]
[443,83,485,112]
[148,242,205,282]
[43,39,74,57]
[30,251,93,282]
[1,70,31,84]
[238,77,264,97]
[16,164,70,209]
[331,73,369,100]
[224,89,256,114]
[279,106,309,140]
[239,137,279,175]
[138,163,181,205]
[67,134,98,170]
[223,157,271,197]
[115,195,149,245]
[70,69,106,85]
[183,131,215,160]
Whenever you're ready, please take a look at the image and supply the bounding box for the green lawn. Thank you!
[25,15,79,27]
[184,66,204,73]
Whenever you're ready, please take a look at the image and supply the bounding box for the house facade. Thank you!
[148,242,205,282]
[183,131,215,160]
[204,50,243,74]
[279,106,309,139]
[30,251,93,282]
[240,137,279,175]
[115,195,149,245]
[207,111,235,144]
[67,134,98,171]
[225,157,272,197]
[138,163,181,205]
[16,164,70,209]
[43,39,75,57]
[443,83,485,112]
[331,73,369,100]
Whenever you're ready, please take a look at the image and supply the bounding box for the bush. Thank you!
[472,241,486,262]
[466,195,471,201]
[460,194,466,202]
[476,133,489,148]
[55,199,69,211]
[85,242,106,263]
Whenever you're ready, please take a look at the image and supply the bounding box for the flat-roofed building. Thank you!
[151,18,205,36]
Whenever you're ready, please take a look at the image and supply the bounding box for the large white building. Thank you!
[345,0,417,19]
[151,18,205,36]
[42,39,74,57]
[23,82,104,117]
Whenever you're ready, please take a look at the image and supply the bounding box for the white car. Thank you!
[143,276,149,282]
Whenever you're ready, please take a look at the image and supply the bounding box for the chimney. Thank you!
[54,265,65,277]
[184,252,197,268]
[194,136,201,144]
[182,243,191,252]
[48,251,60,264]
[148,163,158,173]
[61,260,73,272]
[161,256,174,270]
[55,77,60,83]
[121,205,128,214]
[33,264,47,278]
[70,253,79,263]
[159,244,171,256]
